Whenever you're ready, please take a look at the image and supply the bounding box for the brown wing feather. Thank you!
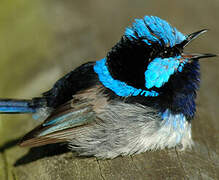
[20,86,107,147]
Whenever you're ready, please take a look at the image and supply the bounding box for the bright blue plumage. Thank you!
[125,16,186,47]
[0,100,35,113]
[0,107,35,113]
[94,58,159,97]
[145,56,188,89]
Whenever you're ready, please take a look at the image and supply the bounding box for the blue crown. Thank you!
[125,16,186,47]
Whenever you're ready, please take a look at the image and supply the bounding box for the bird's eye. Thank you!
[160,49,170,57]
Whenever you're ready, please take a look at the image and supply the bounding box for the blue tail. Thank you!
[0,99,36,113]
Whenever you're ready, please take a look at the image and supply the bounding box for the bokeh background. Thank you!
[0,0,218,179]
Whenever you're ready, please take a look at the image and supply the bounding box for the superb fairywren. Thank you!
[0,16,216,158]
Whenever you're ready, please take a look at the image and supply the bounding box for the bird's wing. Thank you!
[20,86,107,147]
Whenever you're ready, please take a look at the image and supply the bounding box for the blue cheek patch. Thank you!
[125,16,186,47]
[94,58,159,97]
[145,56,187,89]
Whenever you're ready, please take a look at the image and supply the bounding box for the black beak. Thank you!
[181,53,217,60]
[180,29,217,60]
[181,29,208,48]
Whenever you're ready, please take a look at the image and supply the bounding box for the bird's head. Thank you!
[94,16,216,117]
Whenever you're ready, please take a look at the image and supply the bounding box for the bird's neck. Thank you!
[167,61,200,120]
[120,61,200,121]
[151,60,200,120]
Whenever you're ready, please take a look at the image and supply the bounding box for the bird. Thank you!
[0,16,216,159]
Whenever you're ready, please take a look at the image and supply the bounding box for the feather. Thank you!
[19,86,107,147]
[0,99,35,113]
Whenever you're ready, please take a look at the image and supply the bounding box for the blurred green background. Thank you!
[0,0,218,179]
